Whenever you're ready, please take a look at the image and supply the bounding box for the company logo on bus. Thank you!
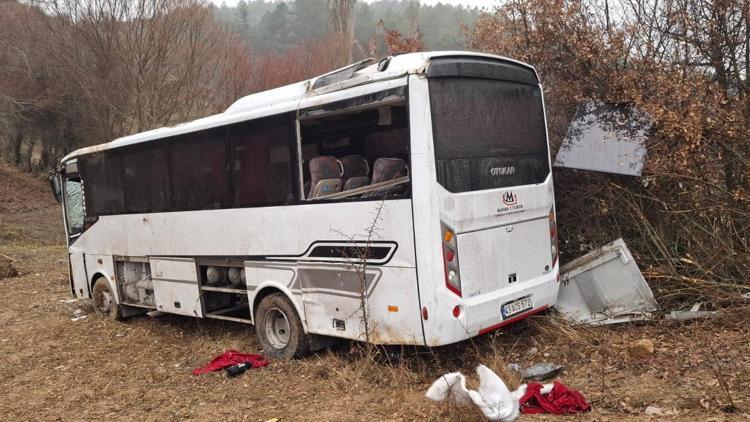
[496,191,524,215]
[491,166,516,176]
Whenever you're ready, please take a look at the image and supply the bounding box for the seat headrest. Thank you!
[339,155,369,180]
[309,156,342,181]
[371,158,408,184]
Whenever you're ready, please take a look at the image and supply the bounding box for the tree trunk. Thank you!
[11,131,23,167]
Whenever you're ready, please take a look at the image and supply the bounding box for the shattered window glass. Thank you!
[64,179,84,234]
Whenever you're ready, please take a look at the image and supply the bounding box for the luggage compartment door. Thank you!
[150,258,202,317]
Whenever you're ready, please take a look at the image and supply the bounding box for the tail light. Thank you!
[442,223,461,296]
[549,208,558,267]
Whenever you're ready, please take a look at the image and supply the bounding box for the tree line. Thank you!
[0,0,473,171]
[213,0,478,53]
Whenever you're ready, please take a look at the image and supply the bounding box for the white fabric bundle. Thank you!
[425,364,553,422]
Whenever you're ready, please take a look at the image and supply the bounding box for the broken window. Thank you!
[64,178,84,235]
[299,89,410,201]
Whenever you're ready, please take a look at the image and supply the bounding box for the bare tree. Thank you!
[329,0,358,62]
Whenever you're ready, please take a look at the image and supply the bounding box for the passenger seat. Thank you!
[365,158,409,197]
[307,156,343,198]
[339,155,370,191]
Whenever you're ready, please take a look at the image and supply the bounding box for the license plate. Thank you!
[501,296,533,319]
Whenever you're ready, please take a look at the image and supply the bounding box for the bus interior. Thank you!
[299,101,411,201]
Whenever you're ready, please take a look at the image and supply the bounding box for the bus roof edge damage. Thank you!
[60,51,537,164]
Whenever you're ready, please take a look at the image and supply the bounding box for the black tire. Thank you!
[92,277,123,321]
[255,293,309,359]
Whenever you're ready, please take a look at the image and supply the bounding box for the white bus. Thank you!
[51,52,560,358]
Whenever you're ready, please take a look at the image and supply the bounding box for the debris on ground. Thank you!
[57,298,77,304]
[70,308,87,321]
[666,302,718,321]
[426,364,522,421]
[644,405,664,416]
[628,338,655,357]
[225,362,254,377]
[426,365,591,420]
[519,381,591,415]
[555,238,658,325]
[192,350,269,376]
[511,362,564,381]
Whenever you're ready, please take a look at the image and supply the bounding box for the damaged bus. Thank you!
[50,52,560,358]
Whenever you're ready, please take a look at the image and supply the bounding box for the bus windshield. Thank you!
[64,178,84,235]
[428,77,550,192]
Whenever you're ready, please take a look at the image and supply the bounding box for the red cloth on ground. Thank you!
[519,381,591,415]
[192,350,270,375]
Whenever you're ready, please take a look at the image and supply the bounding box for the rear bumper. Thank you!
[423,269,559,347]
[477,305,549,335]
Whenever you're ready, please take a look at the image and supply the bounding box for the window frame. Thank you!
[297,87,412,204]
[77,112,299,217]
[62,175,85,236]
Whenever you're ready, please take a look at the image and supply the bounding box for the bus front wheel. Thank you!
[92,277,123,321]
[255,293,309,359]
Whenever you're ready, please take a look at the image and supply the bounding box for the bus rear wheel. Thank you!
[92,277,123,321]
[255,293,309,359]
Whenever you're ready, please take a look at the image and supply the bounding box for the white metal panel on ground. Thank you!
[555,238,658,324]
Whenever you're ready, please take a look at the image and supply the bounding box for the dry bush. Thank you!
[469,0,750,307]
[0,256,19,280]
[383,26,425,54]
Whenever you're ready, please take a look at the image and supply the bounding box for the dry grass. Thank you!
[1,163,749,421]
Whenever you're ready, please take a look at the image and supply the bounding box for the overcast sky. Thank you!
[211,0,498,9]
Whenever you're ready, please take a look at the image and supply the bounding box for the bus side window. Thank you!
[299,100,410,201]
[229,114,295,207]
[170,129,231,211]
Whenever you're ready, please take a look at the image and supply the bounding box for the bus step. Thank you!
[200,285,247,294]
[205,306,253,324]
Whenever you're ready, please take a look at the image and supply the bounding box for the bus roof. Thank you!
[61,51,537,163]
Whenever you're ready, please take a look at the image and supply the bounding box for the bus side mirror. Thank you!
[49,175,62,203]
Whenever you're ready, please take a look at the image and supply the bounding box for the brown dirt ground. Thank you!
[0,163,748,421]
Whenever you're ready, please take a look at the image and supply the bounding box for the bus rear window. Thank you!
[428,78,550,192]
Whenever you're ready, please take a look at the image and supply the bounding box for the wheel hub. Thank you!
[96,289,113,314]
[264,307,290,349]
